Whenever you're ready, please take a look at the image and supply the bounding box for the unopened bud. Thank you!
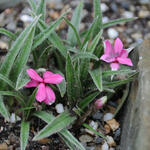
[95,96,107,109]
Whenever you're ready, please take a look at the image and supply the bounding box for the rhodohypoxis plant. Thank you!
[100,38,133,70]
[0,0,137,149]
[25,68,64,105]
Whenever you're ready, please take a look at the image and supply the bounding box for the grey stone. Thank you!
[121,40,150,150]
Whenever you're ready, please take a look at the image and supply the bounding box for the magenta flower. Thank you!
[95,96,107,109]
[100,38,133,70]
[25,68,64,105]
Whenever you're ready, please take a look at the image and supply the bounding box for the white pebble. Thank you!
[9,113,21,123]
[106,136,116,147]
[102,17,109,23]
[122,11,134,18]
[102,142,109,150]
[107,28,119,39]
[101,3,109,13]
[109,148,115,150]
[55,103,64,114]
[20,15,33,22]
[103,113,114,121]
[89,121,98,130]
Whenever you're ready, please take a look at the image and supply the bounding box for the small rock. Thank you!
[111,3,118,12]
[79,134,93,143]
[92,111,103,120]
[106,119,120,131]
[109,148,115,150]
[121,2,130,10]
[101,142,109,150]
[106,136,116,147]
[102,17,109,23]
[122,11,134,18]
[0,143,8,150]
[89,121,98,130]
[20,15,33,23]
[138,10,149,18]
[0,41,8,50]
[114,128,121,142]
[55,103,64,114]
[95,136,103,144]
[138,0,150,4]
[49,11,60,20]
[85,129,95,136]
[103,113,114,121]
[104,124,111,134]
[101,3,109,13]
[131,33,143,39]
[0,13,5,26]
[107,28,119,39]
[9,113,21,123]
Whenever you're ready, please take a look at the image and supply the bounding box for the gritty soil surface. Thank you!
[0,0,149,150]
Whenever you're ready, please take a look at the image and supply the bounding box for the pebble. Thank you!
[109,148,115,150]
[102,17,109,23]
[92,111,103,120]
[89,121,98,130]
[122,11,134,18]
[0,13,5,26]
[55,103,64,114]
[111,3,118,12]
[0,143,8,150]
[106,119,120,131]
[6,22,16,31]
[114,128,121,142]
[101,142,109,150]
[106,135,116,147]
[0,41,8,50]
[79,134,93,143]
[131,33,143,39]
[101,3,109,13]
[104,124,111,134]
[94,136,103,144]
[138,10,149,18]
[103,113,114,121]
[9,113,21,123]
[107,28,119,39]
[20,15,33,23]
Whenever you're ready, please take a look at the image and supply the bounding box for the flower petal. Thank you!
[25,80,39,88]
[104,40,115,56]
[26,68,43,82]
[44,74,64,84]
[100,54,115,63]
[44,86,56,104]
[120,49,128,58]
[117,57,133,66]
[114,38,123,55]
[110,63,120,70]
[43,71,54,79]
[36,83,46,102]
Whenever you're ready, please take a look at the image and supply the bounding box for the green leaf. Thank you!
[37,19,67,58]
[72,52,99,62]
[0,28,16,40]
[89,68,103,92]
[28,0,37,12]
[36,0,46,21]
[55,71,66,98]
[0,16,40,80]
[0,73,15,88]
[83,123,106,139]
[59,129,85,150]
[64,17,82,48]
[102,69,136,77]
[0,91,25,105]
[32,10,69,49]
[33,111,76,141]
[11,27,35,83]
[20,121,30,150]
[88,30,103,53]
[67,1,83,46]
[103,17,137,29]
[66,53,78,102]
[33,111,84,150]
[78,92,99,110]
[0,96,10,121]
[15,67,30,90]
[93,0,102,36]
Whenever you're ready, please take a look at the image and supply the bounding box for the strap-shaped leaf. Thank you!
[33,111,85,150]
[89,68,103,92]
[28,0,37,12]
[103,17,137,29]
[0,96,10,121]
[33,111,76,141]
[11,27,35,83]
[72,52,99,62]
[67,1,83,46]
[78,92,99,110]
[36,0,46,21]
[20,121,30,150]
[32,10,70,49]
[0,15,40,80]
[0,28,16,40]
[93,0,102,37]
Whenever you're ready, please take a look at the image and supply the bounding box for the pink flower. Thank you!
[100,38,133,70]
[95,96,107,109]
[25,68,64,105]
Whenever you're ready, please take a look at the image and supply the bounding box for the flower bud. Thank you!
[95,96,107,109]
